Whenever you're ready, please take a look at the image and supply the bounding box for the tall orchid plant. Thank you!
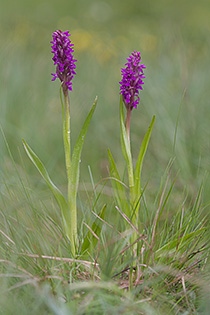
[23,30,97,256]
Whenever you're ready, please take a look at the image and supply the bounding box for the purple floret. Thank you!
[51,30,77,91]
[119,51,146,109]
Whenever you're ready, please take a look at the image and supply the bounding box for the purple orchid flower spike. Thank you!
[51,30,77,92]
[119,51,146,142]
[119,51,146,110]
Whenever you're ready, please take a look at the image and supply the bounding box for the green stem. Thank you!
[62,85,76,257]
[69,188,77,255]
[125,107,138,289]
[63,86,71,181]
[125,107,135,217]
[125,107,132,144]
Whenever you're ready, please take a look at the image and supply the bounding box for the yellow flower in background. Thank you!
[72,29,116,64]
[72,29,93,52]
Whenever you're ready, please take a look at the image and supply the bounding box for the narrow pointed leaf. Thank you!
[70,97,97,196]
[134,115,155,198]
[22,139,71,233]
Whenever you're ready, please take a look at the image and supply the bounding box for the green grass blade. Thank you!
[156,175,177,228]
[22,139,71,237]
[155,227,206,257]
[81,204,106,255]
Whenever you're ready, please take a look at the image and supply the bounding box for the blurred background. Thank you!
[0,0,210,207]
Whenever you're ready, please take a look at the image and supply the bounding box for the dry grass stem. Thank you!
[83,222,100,240]
[0,229,15,244]
[92,210,113,228]
[16,253,99,268]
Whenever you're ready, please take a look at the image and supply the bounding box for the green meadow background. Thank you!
[0,0,210,313]
[1,0,210,190]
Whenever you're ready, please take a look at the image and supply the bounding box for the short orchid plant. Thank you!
[22,30,155,266]
[109,51,155,285]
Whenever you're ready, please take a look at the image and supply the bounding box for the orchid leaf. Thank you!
[134,115,155,204]
[22,139,71,237]
[69,97,97,198]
